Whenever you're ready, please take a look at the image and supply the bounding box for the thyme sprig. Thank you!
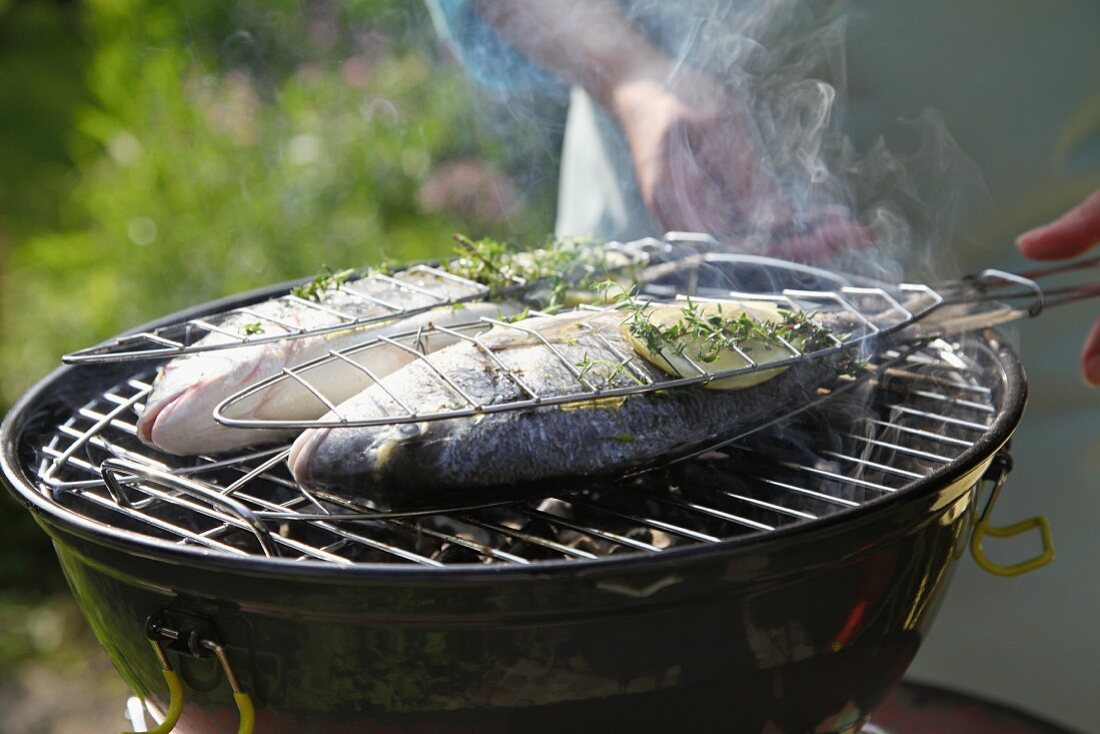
[624,296,842,368]
[447,234,638,308]
[575,351,645,387]
[291,265,353,302]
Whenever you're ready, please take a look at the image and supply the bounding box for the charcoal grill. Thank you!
[0,254,1056,734]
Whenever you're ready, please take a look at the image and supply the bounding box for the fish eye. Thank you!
[395,423,422,438]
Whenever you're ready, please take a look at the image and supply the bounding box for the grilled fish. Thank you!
[137,267,517,456]
[138,242,645,456]
[288,306,841,507]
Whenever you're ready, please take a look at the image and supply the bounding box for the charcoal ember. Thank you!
[424,516,492,545]
[565,536,603,556]
[607,527,655,554]
[434,542,484,564]
[502,517,564,560]
[534,497,575,518]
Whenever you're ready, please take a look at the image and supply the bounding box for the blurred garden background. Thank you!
[0,0,561,729]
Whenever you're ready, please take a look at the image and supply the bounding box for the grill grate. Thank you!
[32,335,999,567]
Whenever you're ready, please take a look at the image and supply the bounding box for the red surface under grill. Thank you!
[875,681,1079,734]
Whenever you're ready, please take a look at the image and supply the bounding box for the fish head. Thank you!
[137,348,283,455]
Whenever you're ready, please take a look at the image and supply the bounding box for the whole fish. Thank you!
[138,242,646,456]
[137,266,518,456]
[288,306,840,507]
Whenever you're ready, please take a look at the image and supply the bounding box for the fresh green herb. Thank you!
[368,258,402,277]
[446,233,640,309]
[575,351,644,387]
[624,296,849,371]
[501,307,531,323]
[291,265,353,302]
[239,322,265,336]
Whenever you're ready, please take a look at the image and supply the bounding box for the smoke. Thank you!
[452,0,989,282]
[689,0,989,280]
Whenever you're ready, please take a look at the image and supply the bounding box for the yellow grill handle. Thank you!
[971,514,1055,577]
[134,610,257,734]
[121,641,184,734]
[969,453,1055,577]
[234,691,256,734]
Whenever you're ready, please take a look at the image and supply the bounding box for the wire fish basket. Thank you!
[60,241,653,364]
[211,256,1099,431]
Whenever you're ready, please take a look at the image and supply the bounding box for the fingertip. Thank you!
[1085,357,1100,387]
[1015,224,1068,260]
[1082,319,1100,387]
[1018,191,1100,260]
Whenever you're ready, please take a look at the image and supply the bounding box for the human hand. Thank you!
[610,66,870,262]
[1016,190,1100,385]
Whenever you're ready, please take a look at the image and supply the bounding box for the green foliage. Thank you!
[0,1,89,239]
[0,0,556,408]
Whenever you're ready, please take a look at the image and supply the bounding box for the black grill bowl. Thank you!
[0,283,1027,734]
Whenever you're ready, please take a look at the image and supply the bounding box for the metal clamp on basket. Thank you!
[122,608,255,734]
[970,451,1055,577]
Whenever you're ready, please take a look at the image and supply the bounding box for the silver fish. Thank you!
[288,309,836,507]
[137,266,516,456]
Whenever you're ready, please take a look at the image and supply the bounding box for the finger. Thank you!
[650,136,734,234]
[697,129,790,231]
[764,214,874,263]
[807,211,876,257]
[651,173,730,234]
[1083,316,1100,386]
[1017,190,1100,260]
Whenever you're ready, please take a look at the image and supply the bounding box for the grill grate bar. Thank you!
[720,492,819,521]
[304,493,525,565]
[387,519,527,565]
[108,481,316,559]
[753,477,862,509]
[886,405,992,432]
[179,482,451,566]
[41,384,148,486]
[908,388,996,414]
[861,419,974,449]
[773,459,898,494]
[178,504,353,565]
[70,488,254,556]
[568,499,723,544]
[840,433,952,465]
[456,515,598,560]
[516,506,663,553]
[638,490,777,532]
[820,451,926,481]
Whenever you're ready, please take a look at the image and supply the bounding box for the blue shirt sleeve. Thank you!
[424,0,563,94]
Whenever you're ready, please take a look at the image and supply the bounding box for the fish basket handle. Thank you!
[100,458,277,557]
[969,451,1055,577]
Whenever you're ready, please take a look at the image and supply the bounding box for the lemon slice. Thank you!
[623,302,795,390]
